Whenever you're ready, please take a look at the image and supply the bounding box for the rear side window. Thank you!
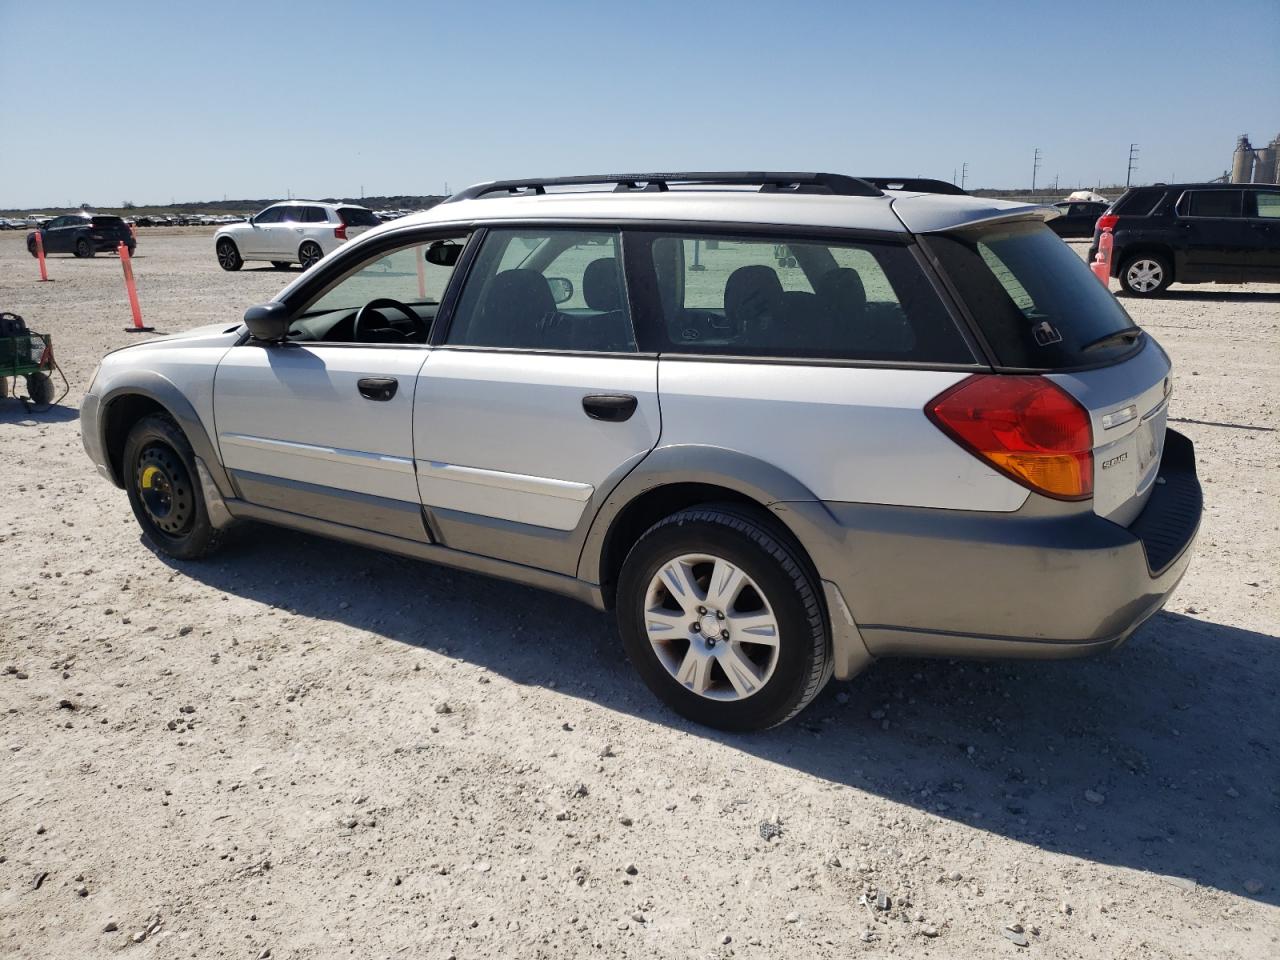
[338,207,381,227]
[1112,189,1166,216]
[1179,190,1243,218]
[928,221,1139,369]
[631,232,973,363]
[1254,192,1280,218]
[299,206,328,223]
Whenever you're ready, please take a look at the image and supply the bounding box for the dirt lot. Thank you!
[1,229,1277,959]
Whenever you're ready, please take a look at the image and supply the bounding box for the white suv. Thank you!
[83,172,1202,730]
[213,201,380,272]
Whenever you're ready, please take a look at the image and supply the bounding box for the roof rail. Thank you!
[443,172,883,203]
[858,177,968,196]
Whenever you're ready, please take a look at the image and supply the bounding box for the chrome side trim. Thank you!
[220,433,415,474]
[418,460,593,501]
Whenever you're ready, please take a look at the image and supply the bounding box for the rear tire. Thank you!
[298,241,323,270]
[1119,253,1172,297]
[216,238,243,271]
[616,505,831,731]
[123,413,222,560]
[74,237,93,258]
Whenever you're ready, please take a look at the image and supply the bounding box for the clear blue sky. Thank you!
[1,0,1277,209]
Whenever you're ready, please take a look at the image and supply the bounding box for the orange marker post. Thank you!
[118,241,154,333]
[416,245,427,299]
[34,229,50,282]
[1090,229,1113,288]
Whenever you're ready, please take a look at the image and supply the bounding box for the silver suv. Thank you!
[82,172,1202,730]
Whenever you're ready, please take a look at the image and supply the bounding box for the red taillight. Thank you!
[1096,214,1118,231]
[927,375,1093,500]
[334,224,347,240]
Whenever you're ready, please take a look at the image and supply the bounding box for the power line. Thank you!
[1032,148,1042,192]
[960,161,968,190]
[1126,143,1140,187]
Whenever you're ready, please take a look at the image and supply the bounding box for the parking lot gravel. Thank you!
[1,229,1277,958]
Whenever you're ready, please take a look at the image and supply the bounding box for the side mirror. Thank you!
[547,277,574,304]
[244,301,290,342]
[425,240,462,267]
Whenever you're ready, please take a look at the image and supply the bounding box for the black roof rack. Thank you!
[858,177,968,196]
[443,172,883,203]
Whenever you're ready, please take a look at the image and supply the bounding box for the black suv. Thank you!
[1090,183,1280,296]
[26,214,135,259]
[1049,200,1109,238]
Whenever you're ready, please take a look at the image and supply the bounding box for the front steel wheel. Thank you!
[123,413,223,560]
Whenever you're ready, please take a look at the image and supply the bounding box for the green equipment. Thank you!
[0,312,66,409]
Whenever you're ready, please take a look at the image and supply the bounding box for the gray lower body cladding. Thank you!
[781,430,1201,673]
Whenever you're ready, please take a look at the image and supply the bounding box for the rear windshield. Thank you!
[928,221,1139,369]
[338,207,380,227]
[90,216,126,229]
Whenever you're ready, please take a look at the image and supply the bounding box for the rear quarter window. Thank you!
[1112,189,1167,217]
[927,221,1140,369]
[630,231,975,364]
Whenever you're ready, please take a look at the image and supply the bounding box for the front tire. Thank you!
[216,238,243,271]
[616,505,831,731]
[123,414,222,560]
[1119,253,1172,296]
[298,241,323,270]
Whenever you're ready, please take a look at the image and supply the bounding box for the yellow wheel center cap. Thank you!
[141,465,162,489]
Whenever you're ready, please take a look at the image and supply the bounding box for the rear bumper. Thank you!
[782,430,1201,676]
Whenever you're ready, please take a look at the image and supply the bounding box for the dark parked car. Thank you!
[27,214,134,258]
[1049,200,1109,238]
[1089,183,1280,296]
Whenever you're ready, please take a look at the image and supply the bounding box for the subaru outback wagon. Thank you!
[82,172,1202,730]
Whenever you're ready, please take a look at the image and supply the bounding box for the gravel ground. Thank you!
[1,229,1277,959]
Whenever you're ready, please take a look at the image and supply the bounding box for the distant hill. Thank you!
[1,196,447,218]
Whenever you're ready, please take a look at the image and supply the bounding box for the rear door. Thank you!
[1245,189,1280,279]
[1174,189,1251,282]
[925,221,1171,525]
[414,226,660,573]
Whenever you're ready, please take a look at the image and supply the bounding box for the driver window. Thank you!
[288,235,469,344]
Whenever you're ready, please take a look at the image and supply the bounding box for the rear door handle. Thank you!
[582,394,638,422]
[357,377,398,401]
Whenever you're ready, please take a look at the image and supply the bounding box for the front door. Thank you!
[213,232,467,541]
[414,226,660,574]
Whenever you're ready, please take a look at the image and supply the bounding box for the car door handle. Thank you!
[357,377,398,401]
[582,394,638,422]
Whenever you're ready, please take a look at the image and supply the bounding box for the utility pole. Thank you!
[1031,148,1042,192]
[960,161,968,190]
[1126,143,1139,187]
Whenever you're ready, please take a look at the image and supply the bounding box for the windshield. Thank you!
[927,221,1140,368]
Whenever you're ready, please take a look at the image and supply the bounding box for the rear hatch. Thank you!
[89,215,131,241]
[922,219,1171,525]
[337,206,380,239]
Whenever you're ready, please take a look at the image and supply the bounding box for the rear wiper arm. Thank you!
[1081,327,1143,353]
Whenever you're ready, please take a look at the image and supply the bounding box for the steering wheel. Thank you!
[352,298,426,342]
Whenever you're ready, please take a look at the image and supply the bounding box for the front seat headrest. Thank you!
[583,258,623,312]
[472,269,557,345]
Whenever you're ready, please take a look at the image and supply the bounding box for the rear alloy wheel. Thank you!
[1119,253,1172,297]
[298,241,323,270]
[617,505,831,730]
[216,238,243,271]
[74,237,93,258]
